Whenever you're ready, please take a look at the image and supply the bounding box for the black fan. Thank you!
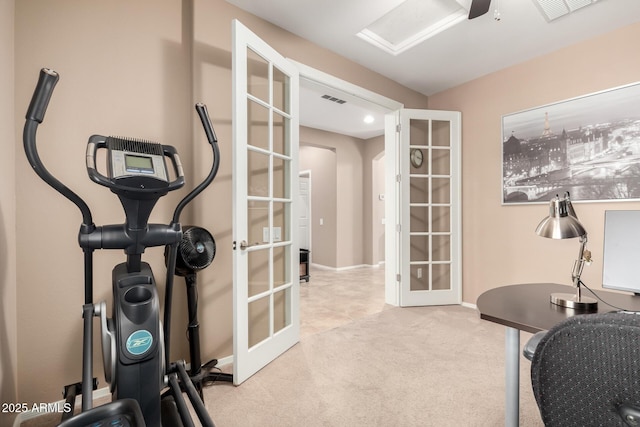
[166,225,233,395]
[469,0,491,19]
[175,226,216,276]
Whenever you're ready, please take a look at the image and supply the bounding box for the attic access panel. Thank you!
[356,0,468,55]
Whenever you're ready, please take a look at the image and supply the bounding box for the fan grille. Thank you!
[177,226,216,273]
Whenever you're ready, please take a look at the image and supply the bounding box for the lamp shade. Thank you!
[535,196,586,239]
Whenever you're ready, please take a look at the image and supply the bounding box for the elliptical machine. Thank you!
[24,68,221,426]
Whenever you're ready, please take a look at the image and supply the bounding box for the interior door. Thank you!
[232,19,300,385]
[298,174,310,250]
[393,109,461,307]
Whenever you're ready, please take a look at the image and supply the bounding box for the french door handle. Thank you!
[238,240,260,250]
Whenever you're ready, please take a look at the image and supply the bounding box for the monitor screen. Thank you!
[602,210,640,295]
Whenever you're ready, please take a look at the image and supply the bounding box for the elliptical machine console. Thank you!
[24,68,221,427]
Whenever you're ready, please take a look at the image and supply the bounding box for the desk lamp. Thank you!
[535,193,597,310]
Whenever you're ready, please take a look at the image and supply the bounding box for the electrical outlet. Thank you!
[263,227,269,243]
[417,268,422,279]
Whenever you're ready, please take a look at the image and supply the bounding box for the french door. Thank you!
[388,109,461,307]
[232,20,300,385]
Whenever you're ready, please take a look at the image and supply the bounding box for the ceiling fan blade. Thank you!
[468,0,491,19]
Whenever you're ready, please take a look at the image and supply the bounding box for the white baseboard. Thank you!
[311,263,380,271]
[216,354,233,367]
[461,301,477,310]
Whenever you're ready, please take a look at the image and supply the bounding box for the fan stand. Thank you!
[184,273,233,399]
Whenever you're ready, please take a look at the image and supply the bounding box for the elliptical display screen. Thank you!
[106,137,169,183]
[125,154,154,174]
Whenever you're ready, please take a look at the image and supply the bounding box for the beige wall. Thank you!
[1,0,17,425]
[428,22,640,305]
[299,143,337,267]
[11,0,429,405]
[299,128,385,269]
[14,0,192,405]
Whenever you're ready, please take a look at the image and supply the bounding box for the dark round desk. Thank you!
[477,283,640,426]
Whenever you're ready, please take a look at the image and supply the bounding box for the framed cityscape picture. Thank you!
[502,82,640,204]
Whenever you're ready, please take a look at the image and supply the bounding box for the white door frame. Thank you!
[288,60,404,306]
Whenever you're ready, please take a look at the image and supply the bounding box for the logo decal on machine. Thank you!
[126,330,153,356]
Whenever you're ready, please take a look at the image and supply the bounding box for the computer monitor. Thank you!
[602,210,640,295]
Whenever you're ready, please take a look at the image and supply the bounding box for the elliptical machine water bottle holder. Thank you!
[23,67,225,427]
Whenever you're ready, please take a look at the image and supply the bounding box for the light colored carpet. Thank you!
[202,304,543,427]
[18,266,543,426]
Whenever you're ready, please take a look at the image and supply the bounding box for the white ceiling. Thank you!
[227,0,640,139]
[299,78,388,139]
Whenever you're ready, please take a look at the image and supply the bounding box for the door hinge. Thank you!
[396,174,401,183]
[396,224,401,233]
[396,273,401,282]
[396,124,401,133]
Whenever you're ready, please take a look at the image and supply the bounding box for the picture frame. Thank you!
[502,82,640,204]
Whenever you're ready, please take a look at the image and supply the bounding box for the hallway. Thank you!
[300,266,387,338]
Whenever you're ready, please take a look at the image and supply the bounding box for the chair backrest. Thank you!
[531,312,640,427]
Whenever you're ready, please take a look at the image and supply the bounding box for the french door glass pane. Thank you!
[273,287,291,334]
[273,157,288,199]
[272,66,290,114]
[410,265,429,291]
[248,200,269,246]
[432,120,450,146]
[432,264,451,290]
[410,206,429,232]
[432,148,450,175]
[410,119,428,145]
[410,235,429,262]
[248,100,269,151]
[273,201,290,242]
[409,177,429,204]
[248,249,269,298]
[273,245,290,287]
[273,112,289,156]
[248,296,270,348]
[247,48,268,102]
[431,178,450,204]
[432,235,451,262]
[248,151,269,197]
[432,206,450,233]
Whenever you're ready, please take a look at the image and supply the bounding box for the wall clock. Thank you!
[410,148,423,168]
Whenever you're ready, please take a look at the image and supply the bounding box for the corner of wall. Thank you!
[0,0,18,425]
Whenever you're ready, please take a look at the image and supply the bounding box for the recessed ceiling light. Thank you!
[364,115,375,124]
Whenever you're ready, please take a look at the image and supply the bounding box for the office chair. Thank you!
[530,312,640,427]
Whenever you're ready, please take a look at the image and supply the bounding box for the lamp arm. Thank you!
[572,234,588,291]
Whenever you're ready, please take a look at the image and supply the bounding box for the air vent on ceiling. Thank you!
[533,0,599,22]
[322,94,347,104]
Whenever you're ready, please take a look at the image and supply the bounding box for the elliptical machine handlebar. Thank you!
[172,103,220,224]
[196,102,217,145]
[85,137,186,195]
[24,68,94,228]
[26,68,58,123]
